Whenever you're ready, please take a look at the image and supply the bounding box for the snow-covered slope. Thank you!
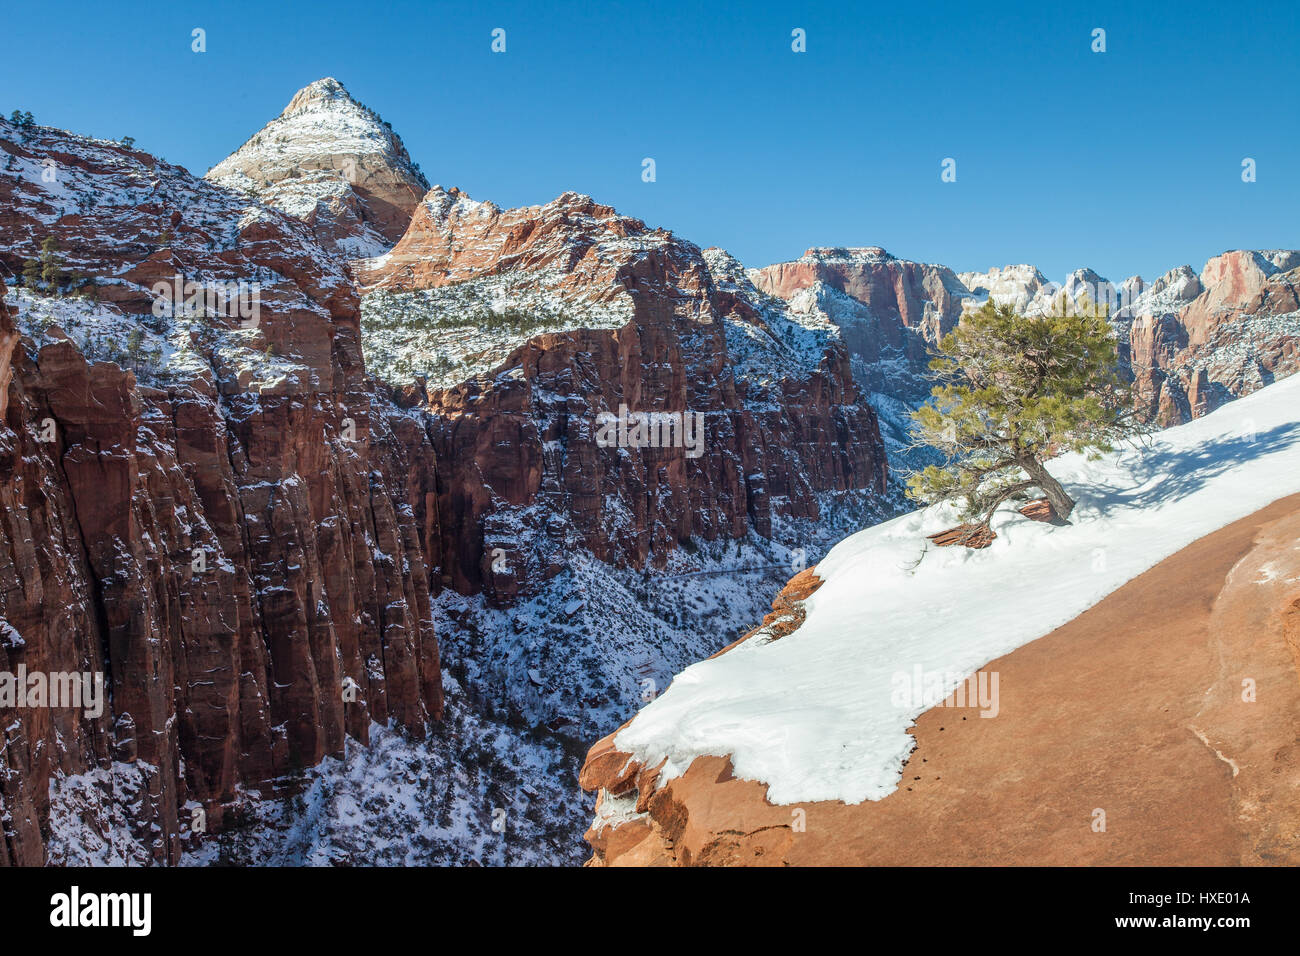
[610,371,1300,805]
[206,77,429,257]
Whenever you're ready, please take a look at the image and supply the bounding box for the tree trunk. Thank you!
[1019,456,1075,521]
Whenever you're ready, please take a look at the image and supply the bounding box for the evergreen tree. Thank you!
[21,258,41,288]
[38,237,62,293]
[905,297,1138,527]
[125,327,145,369]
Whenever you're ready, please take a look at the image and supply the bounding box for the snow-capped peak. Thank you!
[206,78,429,254]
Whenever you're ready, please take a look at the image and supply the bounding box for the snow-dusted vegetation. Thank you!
[361,272,631,389]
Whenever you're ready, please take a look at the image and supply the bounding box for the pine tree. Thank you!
[38,237,62,293]
[21,258,41,288]
[125,327,145,369]
[905,297,1139,528]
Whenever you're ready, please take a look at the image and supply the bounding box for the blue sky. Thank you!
[3,0,1296,282]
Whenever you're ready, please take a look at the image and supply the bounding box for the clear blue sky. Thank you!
[3,0,1296,282]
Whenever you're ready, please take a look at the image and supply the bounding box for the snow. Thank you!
[45,762,164,866]
[960,265,1117,316]
[0,618,24,649]
[706,249,840,389]
[612,371,1300,806]
[205,77,427,258]
[360,270,633,390]
[179,702,594,867]
[1116,265,1201,320]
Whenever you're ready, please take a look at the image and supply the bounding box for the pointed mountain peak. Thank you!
[207,78,429,252]
[283,77,352,115]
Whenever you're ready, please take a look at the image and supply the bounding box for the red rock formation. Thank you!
[0,119,442,864]
[2,105,891,863]
[1122,252,1300,424]
[582,496,1300,865]
[358,190,890,603]
[206,78,429,255]
[749,247,970,346]
[355,187,650,299]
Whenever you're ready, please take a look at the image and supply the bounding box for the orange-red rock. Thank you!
[0,118,442,864]
[582,495,1300,865]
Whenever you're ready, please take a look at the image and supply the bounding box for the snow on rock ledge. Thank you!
[589,369,1300,810]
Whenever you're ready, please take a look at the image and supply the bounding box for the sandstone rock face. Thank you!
[357,191,890,603]
[0,284,15,417]
[2,107,892,863]
[1119,252,1300,424]
[957,263,1053,314]
[747,248,973,462]
[751,246,971,346]
[0,118,441,864]
[356,187,651,301]
[582,497,1300,865]
[206,78,429,257]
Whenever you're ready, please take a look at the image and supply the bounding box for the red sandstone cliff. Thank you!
[749,246,972,345]
[0,117,442,864]
[1,100,893,863]
[355,190,890,604]
[1124,252,1300,425]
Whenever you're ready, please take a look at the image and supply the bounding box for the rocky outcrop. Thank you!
[582,495,1300,865]
[745,248,974,463]
[1,118,442,864]
[357,191,890,603]
[206,78,429,257]
[1118,252,1300,424]
[750,246,971,346]
[956,264,1052,314]
[2,102,892,863]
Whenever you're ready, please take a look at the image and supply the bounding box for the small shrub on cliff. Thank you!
[905,297,1139,527]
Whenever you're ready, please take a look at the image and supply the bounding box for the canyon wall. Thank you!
[357,191,890,604]
[0,119,443,864]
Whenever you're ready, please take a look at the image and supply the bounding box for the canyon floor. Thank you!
[587,494,1300,866]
